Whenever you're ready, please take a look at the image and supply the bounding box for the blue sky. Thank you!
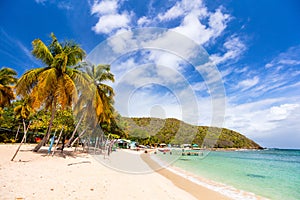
[1,0,300,148]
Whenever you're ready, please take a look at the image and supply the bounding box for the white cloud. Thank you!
[171,10,229,45]
[91,0,131,34]
[157,2,185,21]
[224,97,300,147]
[85,1,300,148]
[208,9,230,37]
[137,16,152,26]
[241,46,300,97]
[91,0,118,15]
[126,89,182,119]
[238,76,259,90]
[268,104,299,121]
[158,0,207,22]
[92,13,131,34]
[265,45,300,68]
[210,36,246,65]
[172,13,212,45]
[155,0,229,45]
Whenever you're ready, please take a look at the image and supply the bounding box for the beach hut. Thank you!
[192,143,200,150]
[129,141,137,149]
[117,139,130,149]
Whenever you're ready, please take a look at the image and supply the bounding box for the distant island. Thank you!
[122,117,262,149]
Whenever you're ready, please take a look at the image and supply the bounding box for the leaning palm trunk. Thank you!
[11,119,30,161]
[33,103,56,152]
[15,124,21,141]
[70,128,87,147]
[52,127,64,156]
[65,114,84,147]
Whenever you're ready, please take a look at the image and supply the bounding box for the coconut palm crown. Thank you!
[0,67,17,108]
[76,63,115,126]
[15,33,87,151]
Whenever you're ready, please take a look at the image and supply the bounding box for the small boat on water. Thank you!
[181,149,203,156]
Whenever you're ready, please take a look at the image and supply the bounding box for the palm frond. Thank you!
[0,85,15,107]
[55,74,78,109]
[30,68,58,109]
[32,39,53,66]
[0,67,18,85]
[63,42,86,67]
[49,33,63,55]
[15,67,46,97]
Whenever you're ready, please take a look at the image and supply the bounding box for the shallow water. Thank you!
[154,149,300,200]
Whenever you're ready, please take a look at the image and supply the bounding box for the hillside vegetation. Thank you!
[122,117,262,149]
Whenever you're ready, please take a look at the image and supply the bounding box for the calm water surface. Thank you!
[154,149,300,200]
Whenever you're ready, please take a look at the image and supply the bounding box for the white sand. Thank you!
[0,144,198,200]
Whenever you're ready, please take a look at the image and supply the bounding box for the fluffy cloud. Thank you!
[91,0,131,34]
[137,16,152,26]
[92,14,130,34]
[225,98,300,139]
[89,1,300,148]
[91,0,118,15]
[171,8,229,44]
[158,0,207,21]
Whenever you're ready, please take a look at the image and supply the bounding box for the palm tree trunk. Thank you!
[11,120,30,161]
[33,102,56,152]
[70,128,87,147]
[65,114,84,147]
[15,124,21,141]
[52,127,63,156]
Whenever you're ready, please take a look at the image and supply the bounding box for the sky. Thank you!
[1,0,300,148]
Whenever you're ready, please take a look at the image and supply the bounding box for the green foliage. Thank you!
[0,67,17,108]
[0,34,120,145]
[122,117,262,149]
[0,101,24,143]
[30,109,75,137]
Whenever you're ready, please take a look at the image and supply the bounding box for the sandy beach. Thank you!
[0,144,231,200]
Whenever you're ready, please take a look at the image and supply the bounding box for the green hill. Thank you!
[121,117,262,149]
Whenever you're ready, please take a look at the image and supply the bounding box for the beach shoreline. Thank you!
[0,144,271,200]
[140,152,231,200]
[144,151,269,200]
[0,144,229,200]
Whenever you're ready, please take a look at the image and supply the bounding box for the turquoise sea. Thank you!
[153,149,300,200]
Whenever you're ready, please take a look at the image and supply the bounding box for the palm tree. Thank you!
[0,67,17,108]
[66,63,115,147]
[11,98,33,161]
[86,63,115,124]
[15,33,87,152]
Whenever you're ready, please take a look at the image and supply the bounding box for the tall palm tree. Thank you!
[87,63,115,124]
[66,63,115,146]
[0,67,17,108]
[15,33,87,152]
